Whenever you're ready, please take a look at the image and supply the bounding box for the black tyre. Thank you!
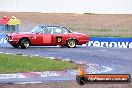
[12,44,19,48]
[66,39,77,48]
[20,39,30,49]
[76,76,86,85]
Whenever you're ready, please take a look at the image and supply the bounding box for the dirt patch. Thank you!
[0,81,132,88]
[0,12,132,36]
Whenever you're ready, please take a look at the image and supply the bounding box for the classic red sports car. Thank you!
[6,25,89,49]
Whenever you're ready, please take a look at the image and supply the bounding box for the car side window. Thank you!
[42,27,52,34]
[53,27,62,34]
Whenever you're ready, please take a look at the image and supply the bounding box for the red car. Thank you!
[6,25,89,49]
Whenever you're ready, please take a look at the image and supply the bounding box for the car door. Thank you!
[31,34,43,45]
[42,27,53,45]
[52,27,69,45]
[30,26,43,45]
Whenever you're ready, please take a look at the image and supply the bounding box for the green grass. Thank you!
[89,28,112,32]
[68,26,132,38]
[0,54,77,74]
[90,34,132,38]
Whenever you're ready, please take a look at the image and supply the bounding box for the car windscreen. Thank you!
[63,27,72,33]
[31,26,43,33]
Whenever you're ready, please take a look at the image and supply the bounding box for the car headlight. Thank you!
[7,35,13,40]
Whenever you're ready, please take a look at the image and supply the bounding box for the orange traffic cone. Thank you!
[77,65,86,76]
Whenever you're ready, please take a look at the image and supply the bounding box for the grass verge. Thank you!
[0,54,77,74]
[90,34,132,38]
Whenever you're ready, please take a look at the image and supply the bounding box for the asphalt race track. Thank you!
[0,46,132,83]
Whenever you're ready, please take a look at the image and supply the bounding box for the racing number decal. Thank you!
[56,36,62,43]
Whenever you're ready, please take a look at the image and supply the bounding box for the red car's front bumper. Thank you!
[6,37,18,45]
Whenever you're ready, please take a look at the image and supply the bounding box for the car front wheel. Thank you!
[66,39,77,48]
[20,39,30,49]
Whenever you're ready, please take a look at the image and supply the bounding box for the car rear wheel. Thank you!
[20,39,30,49]
[66,39,77,48]
[12,44,19,48]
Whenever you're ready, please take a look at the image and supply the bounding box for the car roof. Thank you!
[38,25,66,28]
